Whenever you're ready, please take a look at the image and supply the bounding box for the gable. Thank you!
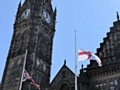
[50,64,75,89]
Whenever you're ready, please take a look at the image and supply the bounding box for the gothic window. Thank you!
[21,31,28,53]
[35,73,41,84]
[13,33,22,55]
[12,32,27,55]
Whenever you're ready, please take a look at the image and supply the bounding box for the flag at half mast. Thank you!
[78,48,102,67]
[23,70,40,90]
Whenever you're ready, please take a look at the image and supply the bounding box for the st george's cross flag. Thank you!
[78,48,102,67]
[23,70,40,90]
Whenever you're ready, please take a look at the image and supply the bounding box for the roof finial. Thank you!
[116,11,119,21]
[81,64,83,70]
[64,59,66,65]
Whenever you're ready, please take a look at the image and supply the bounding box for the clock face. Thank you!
[43,11,51,23]
[21,9,30,19]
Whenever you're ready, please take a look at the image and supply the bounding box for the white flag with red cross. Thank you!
[78,48,102,67]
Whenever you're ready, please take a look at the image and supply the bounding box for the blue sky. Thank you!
[0,0,120,82]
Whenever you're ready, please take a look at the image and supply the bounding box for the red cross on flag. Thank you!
[78,48,102,67]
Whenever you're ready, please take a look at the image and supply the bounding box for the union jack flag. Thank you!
[23,70,31,82]
[22,70,40,90]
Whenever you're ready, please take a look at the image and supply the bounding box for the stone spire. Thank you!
[18,0,21,8]
[53,7,57,21]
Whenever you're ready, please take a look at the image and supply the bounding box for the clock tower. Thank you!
[1,0,56,90]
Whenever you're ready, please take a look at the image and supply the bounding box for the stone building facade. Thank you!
[85,15,120,90]
[50,14,120,90]
[1,0,120,90]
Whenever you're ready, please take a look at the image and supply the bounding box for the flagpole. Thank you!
[19,50,28,90]
[74,30,77,90]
